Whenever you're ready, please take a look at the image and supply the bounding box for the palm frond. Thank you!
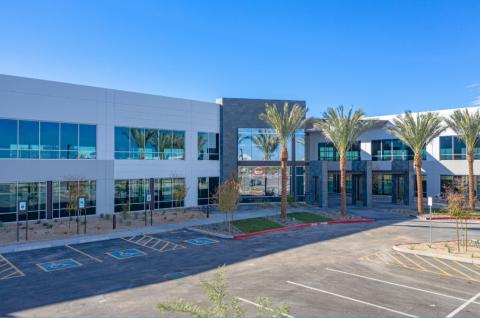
[316,105,371,156]
[445,109,480,150]
[388,111,445,154]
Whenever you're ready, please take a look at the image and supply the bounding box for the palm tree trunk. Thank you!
[339,153,347,216]
[414,153,424,214]
[467,151,475,210]
[280,144,288,220]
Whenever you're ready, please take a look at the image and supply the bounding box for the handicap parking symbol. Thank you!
[37,259,82,272]
[185,237,219,246]
[107,248,146,260]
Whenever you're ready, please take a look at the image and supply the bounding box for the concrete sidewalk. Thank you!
[0,208,283,254]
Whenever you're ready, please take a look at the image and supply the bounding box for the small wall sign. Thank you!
[78,196,86,209]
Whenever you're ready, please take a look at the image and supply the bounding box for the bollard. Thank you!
[113,214,116,229]
[84,209,87,234]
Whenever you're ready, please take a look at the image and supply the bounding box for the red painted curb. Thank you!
[232,218,375,239]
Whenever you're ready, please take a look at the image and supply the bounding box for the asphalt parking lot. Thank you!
[1,209,480,317]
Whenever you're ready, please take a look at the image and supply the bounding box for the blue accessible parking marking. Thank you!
[106,248,146,260]
[37,259,82,272]
[185,237,219,246]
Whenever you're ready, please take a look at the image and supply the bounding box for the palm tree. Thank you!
[259,103,307,219]
[316,106,370,215]
[251,132,280,195]
[445,109,480,209]
[388,111,445,214]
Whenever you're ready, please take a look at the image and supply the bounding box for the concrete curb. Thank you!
[186,227,234,239]
[392,244,480,265]
[232,218,375,239]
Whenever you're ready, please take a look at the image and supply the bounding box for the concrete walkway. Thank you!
[0,208,285,254]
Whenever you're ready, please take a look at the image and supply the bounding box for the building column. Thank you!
[351,174,357,205]
[365,161,372,208]
[321,161,328,208]
[391,175,398,204]
[404,172,410,205]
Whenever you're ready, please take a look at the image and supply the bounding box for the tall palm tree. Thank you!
[388,111,445,214]
[445,109,480,209]
[259,102,307,219]
[316,106,370,215]
[252,132,280,195]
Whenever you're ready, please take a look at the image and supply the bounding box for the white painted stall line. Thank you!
[236,297,294,318]
[445,292,480,318]
[286,281,418,318]
[325,268,480,305]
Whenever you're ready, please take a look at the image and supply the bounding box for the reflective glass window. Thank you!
[172,131,185,160]
[60,123,78,159]
[145,129,159,160]
[79,124,96,159]
[19,120,39,158]
[198,132,208,160]
[115,127,130,159]
[40,122,59,159]
[453,136,467,160]
[129,128,145,160]
[159,130,172,160]
[0,119,18,158]
[295,130,305,161]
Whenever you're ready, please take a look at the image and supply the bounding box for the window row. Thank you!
[371,139,425,161]
[439,136,480,160]
[114,178,185,212]
[319,141,361,161]
[238,128,305,161]
[0,119,96,159]
[0,180,96,222]
[238,166,305,203]
[198,132,219,160]
[115,127,185,160]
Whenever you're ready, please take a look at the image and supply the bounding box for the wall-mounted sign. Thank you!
[18,201,27,213]
[78,196,86,209]
[146,193,152,203]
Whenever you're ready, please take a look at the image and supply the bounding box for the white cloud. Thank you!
[466,83,480,89]
[473,96,480,106]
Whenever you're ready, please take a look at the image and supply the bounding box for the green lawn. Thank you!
[289,212,333,223]
[232,217,284,233]
[429,208,480,215]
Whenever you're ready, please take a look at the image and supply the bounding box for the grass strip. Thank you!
[232,217,283,233]
[289,212,333,223]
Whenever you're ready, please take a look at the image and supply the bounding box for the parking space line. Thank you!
[236,297,294,318]
[286,281,418,318]
[415,255,451,276]
[446,292,480,318]
[433,258,479,282]
[65,245,103,263]
[325,268,480,305]
[453,261,480,277]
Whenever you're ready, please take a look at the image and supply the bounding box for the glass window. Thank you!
[40,122,59,159]
[172,131,185,160]
[158,178,172,208]
[208,132,219,160]
[129,179,146,211]
[79,124,96,159]
[453,137,467,160]
[238,129,253,160]
[371,140,382,161]
[439,136,452,160]
[295,130,305,161]
[172,178,186,206]
[115,127,130,159]
[129,128,145,160]
[318,142,336,161]
[372,174,392,195]
[198,132,209,160]
[159,130,172,160]
[198,176,219,205]
[0,119,18,158]
[0,183,17,222]
[19,120,39,159]
[145,129,159,160]
[238,166,292,203]
[53,180,96,217]
[381,140,392,161]
[114,180,129,212]
[60,123,78,159]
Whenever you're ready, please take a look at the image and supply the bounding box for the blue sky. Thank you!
[0,0,479,117]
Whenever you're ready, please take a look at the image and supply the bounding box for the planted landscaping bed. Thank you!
[192,211,372,238]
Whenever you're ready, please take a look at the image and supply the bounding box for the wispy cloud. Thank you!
[472,96,480,106]
[466,83,480,89]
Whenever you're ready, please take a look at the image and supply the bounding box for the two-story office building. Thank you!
[0,74,478,222]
